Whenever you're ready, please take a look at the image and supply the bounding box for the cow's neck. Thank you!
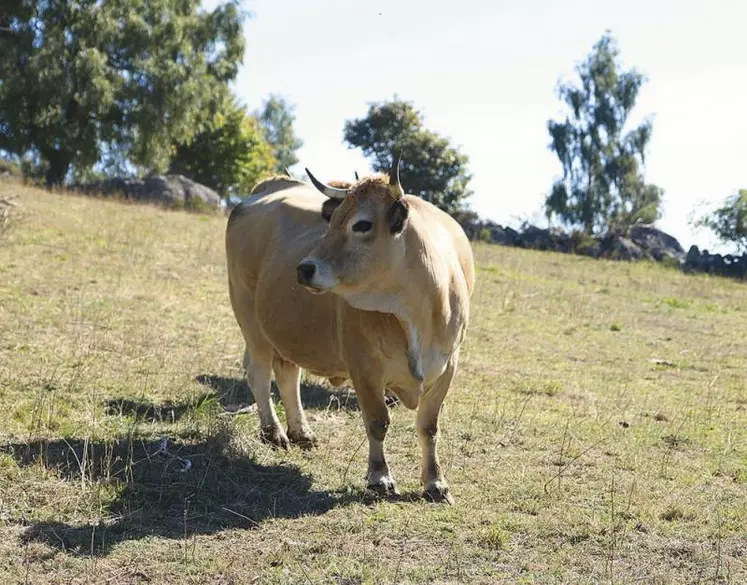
[343,228,467,385]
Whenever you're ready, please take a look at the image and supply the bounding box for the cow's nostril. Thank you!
[297,262,316,284]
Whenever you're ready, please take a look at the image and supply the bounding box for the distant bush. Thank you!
[170,95,277,199]
[569,230,599,256]
[182,196,212,214]
[0,159,22,178]
[477,227,492,243]
[692,190,747,252]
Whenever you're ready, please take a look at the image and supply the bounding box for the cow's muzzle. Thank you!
[296,260,327,294]
[297,261,316,285]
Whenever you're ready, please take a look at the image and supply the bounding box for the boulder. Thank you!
[489,224,520,246]
[136,175,222,209]
[726,255,747,278]
[575,240,602,258]
[517,225,571,253]
[685,245,701,263]
[705,253,725,274]
[72,174,222,210]
[629,223,685,263]
[599,235,644,261]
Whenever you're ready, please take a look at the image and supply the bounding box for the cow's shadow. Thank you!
[193,373,399,413]
[6,430,374,557]
[102,374,364,427]
[194,373,364,412]
[14,373,404,557]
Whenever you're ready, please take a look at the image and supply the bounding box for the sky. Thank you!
[205,0,746,252]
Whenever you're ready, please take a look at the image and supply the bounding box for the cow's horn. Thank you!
[389,151,404,200]
[305,168,349,200]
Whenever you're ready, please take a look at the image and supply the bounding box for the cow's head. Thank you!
[297,154,409,295]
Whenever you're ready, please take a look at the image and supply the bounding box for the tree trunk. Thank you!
[45,151,71,188]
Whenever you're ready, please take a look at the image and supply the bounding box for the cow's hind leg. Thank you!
[243,343,289,449]
[416,352,458,505]
[273,356,315,449]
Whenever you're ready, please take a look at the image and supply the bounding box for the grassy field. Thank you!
[1,179,745,584]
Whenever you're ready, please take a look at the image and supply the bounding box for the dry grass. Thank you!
[1,179,746,584]
[0,190,17,240]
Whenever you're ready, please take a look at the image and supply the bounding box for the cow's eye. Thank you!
[352,220,373,233]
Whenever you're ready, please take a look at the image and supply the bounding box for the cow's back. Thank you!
[405,197,476,298]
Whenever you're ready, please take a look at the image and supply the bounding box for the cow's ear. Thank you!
[322,198,342,222]
[387,200,409,234]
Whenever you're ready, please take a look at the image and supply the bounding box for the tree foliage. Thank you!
[546,32,662,234]
[169,95,276,198]
[343,99,472,215]
[256,94,304,173]
[0,0,245,186]
[693,190,747,252]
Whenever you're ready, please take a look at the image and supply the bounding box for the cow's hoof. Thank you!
[260,425,290,450]
[424,481,454,505]
[288,429,317,450]
[367,475,400,498]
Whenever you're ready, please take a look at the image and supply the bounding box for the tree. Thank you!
[0,0,245,187]
[256,94,304,173]
[545,32,663,234]
[343,98,472,215]
[693,190,747,252]
[169,95,276,197]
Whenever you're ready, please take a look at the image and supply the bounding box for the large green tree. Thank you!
[256,94,304,173]
[693,190,747,252]
[546,32,662,234]
[343,99,472,215]
[0,0,245,187]
[169,95,276,197]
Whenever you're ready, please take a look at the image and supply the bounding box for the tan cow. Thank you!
[225,157,475,503]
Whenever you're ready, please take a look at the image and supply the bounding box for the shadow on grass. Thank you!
[4,428,370,557]
[195,373,364,412]
[105,374,400,431]
[102,374,364,426]
[104,397,200,423]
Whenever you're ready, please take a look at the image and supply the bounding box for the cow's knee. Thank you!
[368,413,390,442]
[418,419,438,440]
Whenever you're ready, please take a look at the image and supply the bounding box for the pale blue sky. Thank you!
[207,0,746,251]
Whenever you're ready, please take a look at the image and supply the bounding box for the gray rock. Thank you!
[576,241,602,258]
[629,224,685,262]
[71,174,222,209]
[139,175,222,209]
[517,225,571,253]
[489,224,520,246]
[600,235,644,261]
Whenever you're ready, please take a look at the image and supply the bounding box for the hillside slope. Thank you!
[1,181,746,584]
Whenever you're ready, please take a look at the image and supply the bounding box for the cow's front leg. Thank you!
[273,356,316,449]
[244,348,289,449]
[354,379,398,496]
[416,353,458,504]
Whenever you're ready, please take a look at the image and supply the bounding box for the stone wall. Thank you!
[456,216,746,280]
[684,246,747,278]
